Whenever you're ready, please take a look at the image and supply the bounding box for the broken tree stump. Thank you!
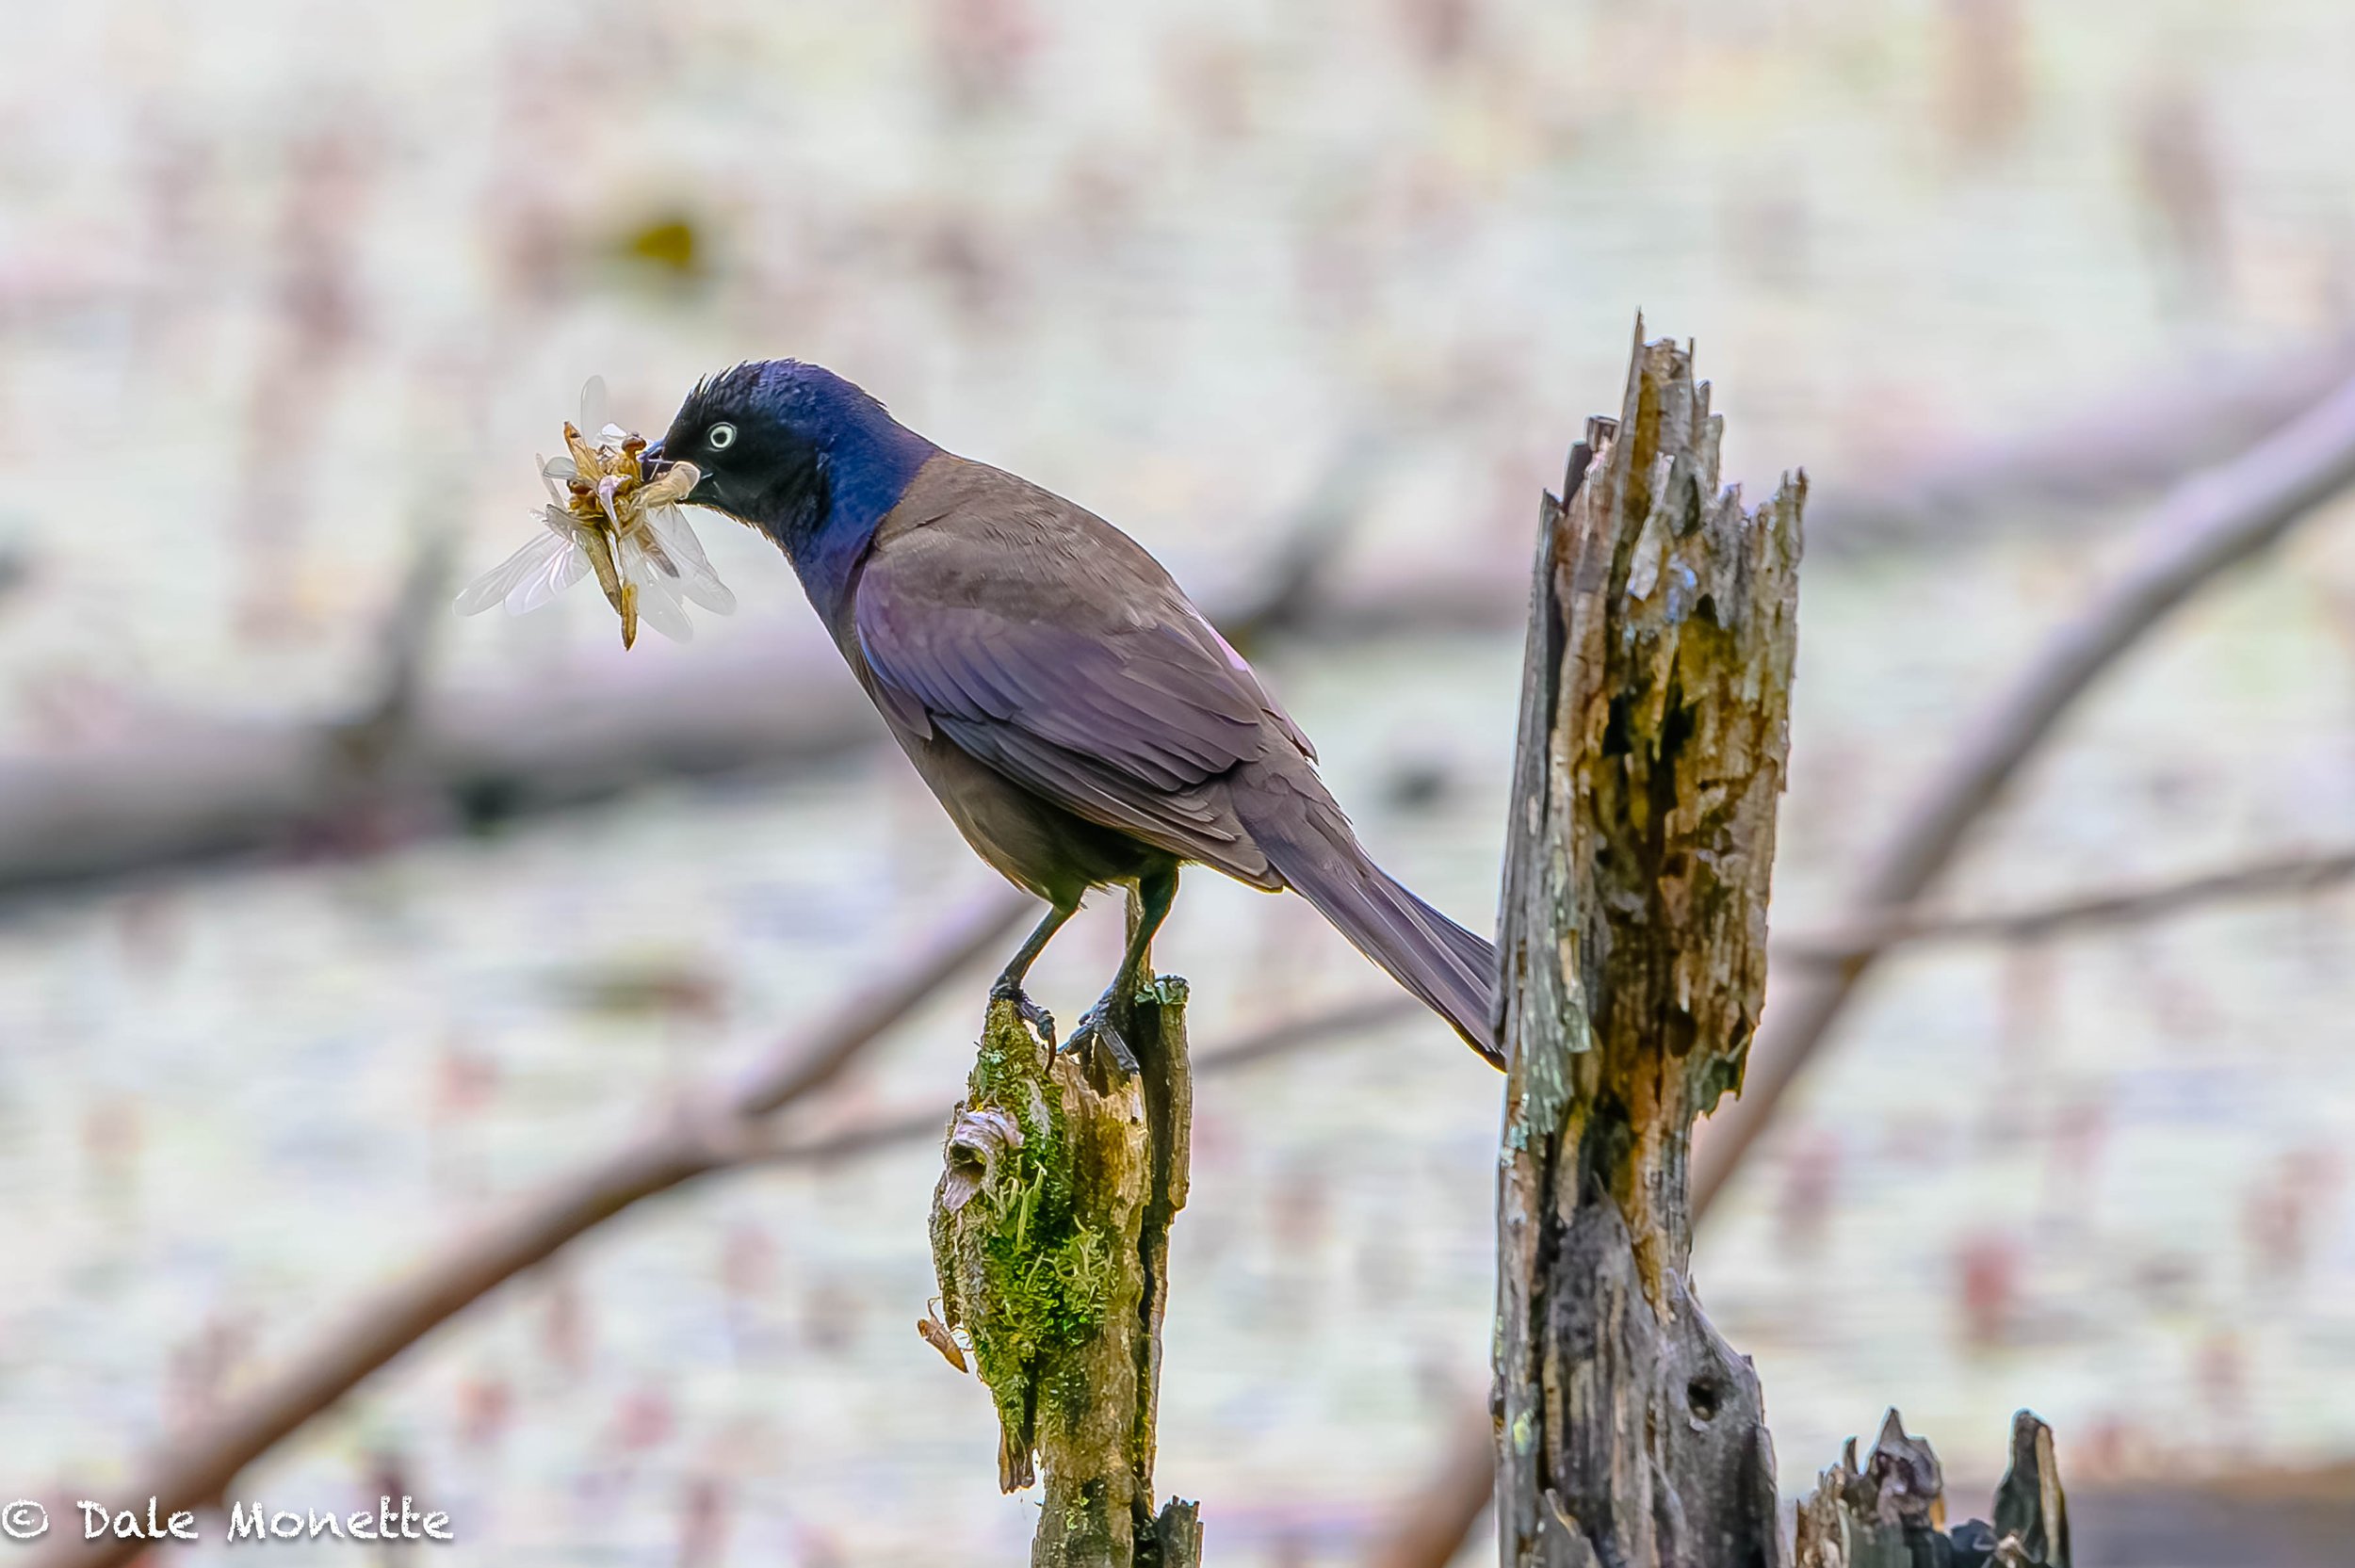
[929,980,1199,1568]
[1795,1409,2071,1568]
[1492,323,2079,1568]
[1493,327,1803,1566]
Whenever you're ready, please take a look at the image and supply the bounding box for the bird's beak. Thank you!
[640,438,715,507]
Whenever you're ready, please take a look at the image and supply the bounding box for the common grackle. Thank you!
[648,361,1500,1069]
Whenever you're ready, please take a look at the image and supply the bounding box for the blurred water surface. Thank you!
[6,1,2355,1563]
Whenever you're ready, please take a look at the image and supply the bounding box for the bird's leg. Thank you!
[1113,864,1179,1010]
[1068,865,1178,1077]
[990,897,1077,1048]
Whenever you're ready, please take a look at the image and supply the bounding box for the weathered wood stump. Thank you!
[1493,323,2077,1568]
[1495,328,1804,1567]
[1795,1409,2071,1568]
[930,978,1199,1568]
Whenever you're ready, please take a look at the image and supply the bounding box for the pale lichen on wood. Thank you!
[1495,325,1803,1567]
[930,982,1199,1568]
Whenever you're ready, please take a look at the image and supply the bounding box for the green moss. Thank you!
[953,1005,1116,1442]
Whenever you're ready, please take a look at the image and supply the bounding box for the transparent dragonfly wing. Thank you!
[452,510,592,617]
[577,376,609,437]
[539,451,579,504]
[576,377,630,449]
[642,505,737,614]
[507,517,596,616]
[614,524,696,642]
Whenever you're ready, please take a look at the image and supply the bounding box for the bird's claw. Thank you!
[1064,1004,1140,1078]
[988,979,1056,1050]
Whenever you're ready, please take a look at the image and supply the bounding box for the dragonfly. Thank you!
[453,377,738,648]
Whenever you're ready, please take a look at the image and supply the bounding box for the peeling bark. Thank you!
[1490,325,2084,1568]
[1495,326,1803,1568]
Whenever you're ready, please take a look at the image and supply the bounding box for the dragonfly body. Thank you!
[454,380,734,648]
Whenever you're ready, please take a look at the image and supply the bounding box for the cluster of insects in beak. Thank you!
[545,418,706,649]
[454,379,736,649]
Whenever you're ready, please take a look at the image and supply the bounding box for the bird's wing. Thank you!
[852,470,1302,874]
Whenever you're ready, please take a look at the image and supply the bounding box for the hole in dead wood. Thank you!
[1687,1377,1722,1424]
[1658,692,1696,765]
[1695,591,1718,625]
[1601,693,1633,758]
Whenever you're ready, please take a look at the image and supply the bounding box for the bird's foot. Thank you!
[987,978,1056,1050]
[1064,999,1141,1079]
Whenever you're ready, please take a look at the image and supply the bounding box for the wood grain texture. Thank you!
[1495,325,1803,1568]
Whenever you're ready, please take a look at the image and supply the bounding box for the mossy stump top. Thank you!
[930,985,1198,1568]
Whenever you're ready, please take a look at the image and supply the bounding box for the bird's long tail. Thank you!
[1236,775,1502,1068]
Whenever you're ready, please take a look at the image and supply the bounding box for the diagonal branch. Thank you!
[1370,366,2355,1568]
[32,887,1031,1568]
[1696,366,2355,1212]
[1776,846,2355,965]
[763,842,2355,1181]
[0,446,1368,898]
[57,832,2331,1568]
[1809,332,2355,552]
[36,904,1439,1568]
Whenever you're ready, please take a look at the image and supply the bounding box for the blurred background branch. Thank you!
[29,891,1027,1568]
[1371,364,2355,1568]
[0,461,1363,897]
[1805,333,2355,553]
[16,5,2355,1563]
[30,372,2355,1564]
[1776,846,2355,965]
[1697,364,2355,1216]
[13,348,2355,901]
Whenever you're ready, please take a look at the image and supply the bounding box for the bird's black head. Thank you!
[649,361,936,569]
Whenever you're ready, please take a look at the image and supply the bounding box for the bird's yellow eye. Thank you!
[706,423,738,451]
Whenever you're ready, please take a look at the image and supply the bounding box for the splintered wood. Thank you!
[1495,327,1802,1567]
[1491,325,2074,1567]
[1796,1410,2071,1568]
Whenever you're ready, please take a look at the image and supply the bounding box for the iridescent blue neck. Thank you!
[783,413,936,616]
[720,364,936,616]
